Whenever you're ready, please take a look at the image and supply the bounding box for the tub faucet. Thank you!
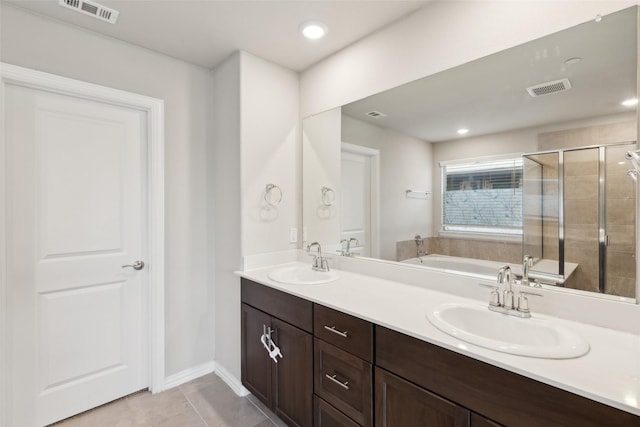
[414,234,428,261]
[307,242,329,272]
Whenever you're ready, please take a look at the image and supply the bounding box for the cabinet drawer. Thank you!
[314,304,373,361]
[315,396,360,427]
[241,278,313,333]
[314,338,372,426]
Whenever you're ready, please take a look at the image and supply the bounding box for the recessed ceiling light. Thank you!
[457,128,469,135]
[621,98,638,107]
[564,57,581,66]
[300,21,327,40]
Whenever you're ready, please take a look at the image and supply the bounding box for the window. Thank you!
[442,157,523,235]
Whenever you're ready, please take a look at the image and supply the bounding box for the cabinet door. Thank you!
[315,396,361,427]
[241,303,272,407]
[375,367,469,427]
[471,413,503,427]
[272,317,314,427]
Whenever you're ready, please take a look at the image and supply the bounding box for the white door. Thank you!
[5,84,148,426]
[341,151,372,257]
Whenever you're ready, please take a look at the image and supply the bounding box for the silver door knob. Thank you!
[122,260,145,270]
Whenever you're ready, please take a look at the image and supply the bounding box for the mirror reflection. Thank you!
[302,6,638,299]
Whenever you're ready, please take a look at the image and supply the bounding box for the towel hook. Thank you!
[264,184,282,206]
[321,186,335,206]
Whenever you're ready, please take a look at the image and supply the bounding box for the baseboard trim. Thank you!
[214,362,250,397]
[162,361,216,391]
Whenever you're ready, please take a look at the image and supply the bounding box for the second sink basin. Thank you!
[268,265,339,285]
[427,303,589,359]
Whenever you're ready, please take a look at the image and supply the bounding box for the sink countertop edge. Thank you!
[237,262,640,416]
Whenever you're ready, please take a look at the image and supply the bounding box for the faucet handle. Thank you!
[517,290,542,314]
[478,283,501,307]
[489,288,501,307]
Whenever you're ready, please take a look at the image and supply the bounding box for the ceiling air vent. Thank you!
[526,78,572,97]
[366,111,387,118]
[58,0,119,24]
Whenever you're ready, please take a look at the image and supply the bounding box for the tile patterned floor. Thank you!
[50,373,286,427]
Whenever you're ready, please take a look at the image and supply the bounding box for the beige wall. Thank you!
[396,237,521,264]
[564,149,600,292]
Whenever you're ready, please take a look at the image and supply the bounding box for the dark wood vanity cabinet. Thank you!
[315,395,361,427]
[376,326,639,427]
[375,366,505,427]
[241,279,313,427]
[241,279,639,427]
[375,367,470,427]
[314,305,373,427]
[470,414,503,427]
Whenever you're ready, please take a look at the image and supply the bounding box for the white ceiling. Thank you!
[5,0,429,71]
[342,6,638,142]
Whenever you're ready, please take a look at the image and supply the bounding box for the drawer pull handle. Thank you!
[325,374,350,390]
[324,325,348,338]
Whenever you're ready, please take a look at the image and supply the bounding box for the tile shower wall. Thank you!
[541,162,560,265]
[564,149,600,293]
[538,122,637,298]
[523,159,543,261]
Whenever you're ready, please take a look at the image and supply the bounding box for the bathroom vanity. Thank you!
[239,264,640,427]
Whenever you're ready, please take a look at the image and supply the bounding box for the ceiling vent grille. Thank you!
[526,78,572,97]
[58,0,119,24]
[366,111,387,118]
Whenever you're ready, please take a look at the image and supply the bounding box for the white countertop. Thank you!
[238,261,640,416]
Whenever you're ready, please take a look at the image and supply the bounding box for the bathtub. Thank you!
[401,254,516,280]
[401,255,578,285]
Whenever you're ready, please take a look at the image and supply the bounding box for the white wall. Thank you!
[302,108,342,249]
[300,1,636,117]
[0,4,214,378]
[213,52,300,383]
[211,53,242,384]
[342,115,433,260]
[240,52,300,256]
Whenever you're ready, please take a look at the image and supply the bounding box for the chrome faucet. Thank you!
[521,255,534,287]
[337,237,359,257]
[480,265,542,318]
[497,265,515,310]
[307,242,330,272]
[414,234,428,261]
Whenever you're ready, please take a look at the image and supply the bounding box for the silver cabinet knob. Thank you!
[122,260,145,270]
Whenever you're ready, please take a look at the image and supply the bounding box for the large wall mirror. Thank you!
[302,6,639,301]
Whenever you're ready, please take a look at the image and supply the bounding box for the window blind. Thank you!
[442,158,523,235]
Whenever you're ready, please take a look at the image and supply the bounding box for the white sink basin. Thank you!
[268,265,339,285]
[427,303,589,359]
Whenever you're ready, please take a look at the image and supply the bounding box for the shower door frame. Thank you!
[524,141,637,293]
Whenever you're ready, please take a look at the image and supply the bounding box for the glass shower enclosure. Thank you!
[522,142,636,298]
